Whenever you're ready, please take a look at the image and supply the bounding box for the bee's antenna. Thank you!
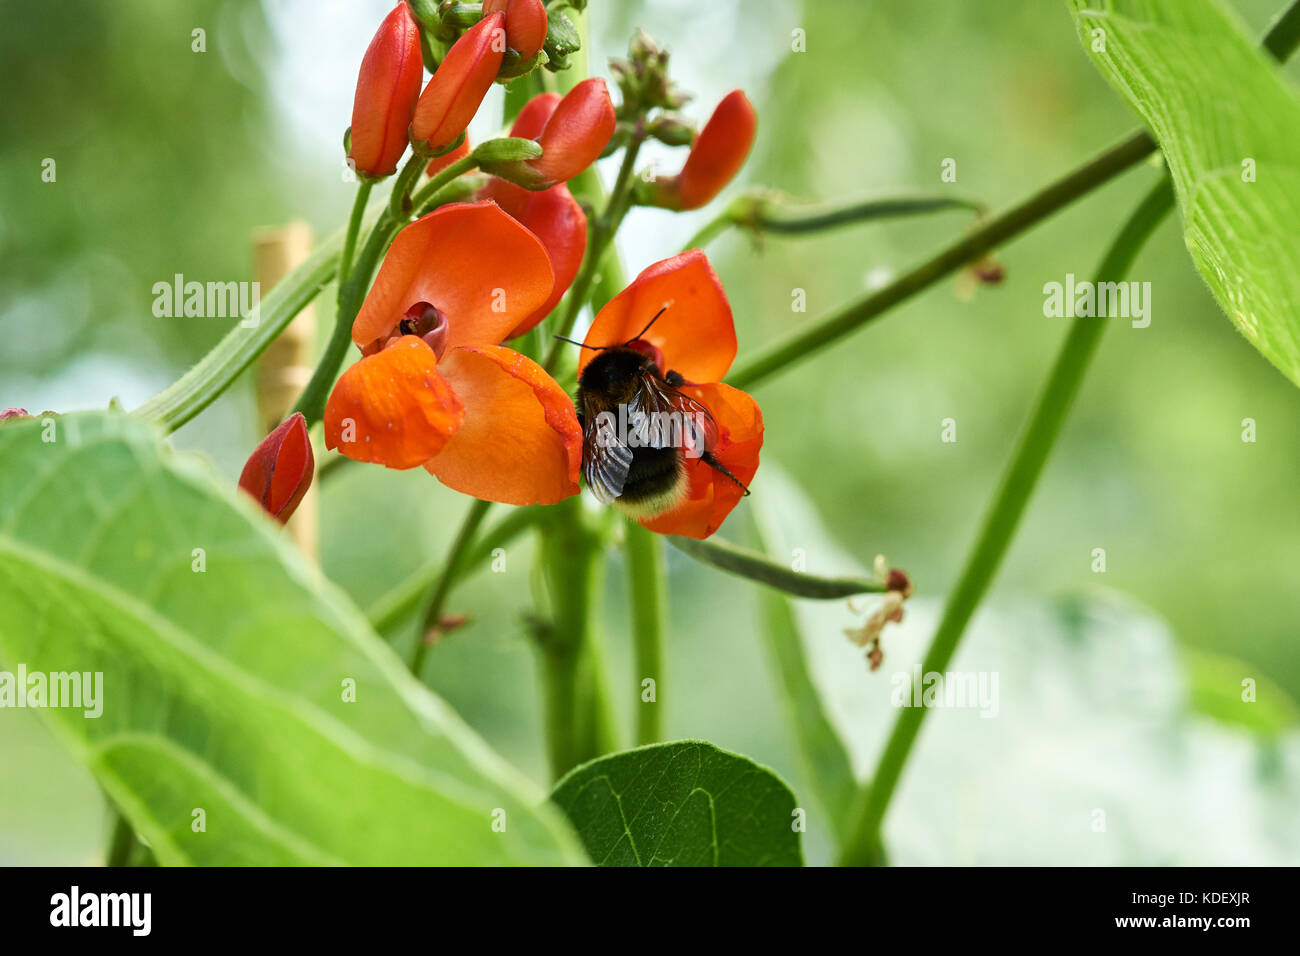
[553,334,605,350]
[622,304,670,346]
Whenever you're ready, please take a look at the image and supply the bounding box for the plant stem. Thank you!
[668,534,890,599]
[537,499,618,778]
[726,130,1156,390]
[836,178,1175,867]
[542,124,646,371]
[410,155,479,212]
[367,504,544,634]
[624,519,667,744]
[409,497,493,677]
[337,180,374,285]
[682,190,988,251]
[292,209,394,425]
[105,811,134,867]
[388,151,428,220]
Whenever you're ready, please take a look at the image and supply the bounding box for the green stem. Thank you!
[105,811,134,867]
[337,180,374,285]
[625,520,667,744]
[537,500,618,779]
[368,504,544,634]
[389,151,428,220]
[542,124,646,371]
[683,190,988,251]
[410,155,479,212]
[292,210,395,425]
[668,534,891,599]
[726,130,1156,391]
[409,497,493,677]
[836,178,1175,867]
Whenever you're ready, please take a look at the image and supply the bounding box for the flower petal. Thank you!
[509,92,561,139]
[650,90,757,211]
[352,201,555,353]
[529,78,617,186]
[580,249,737,383]
[426,345,581,505]
[410,13,505,152]
[479,178,586,338]
[348,3,424,178]
[639,383,762,539]
[238,412,315,522]
[324,336,465,470]
[483,0,548,61]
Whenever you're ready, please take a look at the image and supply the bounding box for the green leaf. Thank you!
[0,412,584,866]
[1069,0,1300,385]
[1184,648,1300,738]
[549,741,804,866]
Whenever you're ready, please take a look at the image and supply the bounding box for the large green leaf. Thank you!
[1069,0,1300,385]
[0,412,584,866]
[550,741,804,866]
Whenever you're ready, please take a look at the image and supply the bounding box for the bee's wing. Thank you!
[635,373,719,456]
[582,400,633,504]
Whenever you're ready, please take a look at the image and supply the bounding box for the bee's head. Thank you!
[579,347,654,403]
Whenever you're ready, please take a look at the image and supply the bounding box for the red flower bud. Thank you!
[509,92,561,140]
[238,413,314,523]
[411,13,505,154]
[347,3,424,178]
[647,90,756,210]
[483,0,548,61]
[0,407,30,421]
[531,78,616,186]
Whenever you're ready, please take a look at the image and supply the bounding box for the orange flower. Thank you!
[411,13,505,154]
[483,0,548,61]
[643,90,757,210]
[239,413,315,523]
[324,203,581,506]
[487,80,616,189]
[580,250,762,538]
[347,3,424,177]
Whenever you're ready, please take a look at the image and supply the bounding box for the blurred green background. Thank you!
[2,0,1298,865]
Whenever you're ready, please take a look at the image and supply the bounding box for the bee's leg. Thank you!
[664,369,685,387]
[701,451,751,496]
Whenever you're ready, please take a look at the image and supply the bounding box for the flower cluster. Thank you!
[240,5,763,539]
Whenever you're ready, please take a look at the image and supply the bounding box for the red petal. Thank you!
[479,178,586,337]
[347,4,424,178]
[640,384,762,539]
[411,13,505,152]
[580,250,737,383]
[656,90,757,210]
[239,413,315,522]
[324,337,465,470]
[426,345,581,505]
[352,201,555,353]
[483,0,548,61]
[529,78,617,186]
[509,92,561,139]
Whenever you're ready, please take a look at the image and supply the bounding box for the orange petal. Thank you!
[324,336,465,470]
[580,250,737,383]
[347,3,424,178]
[351,202,555,353]
[483,0,548,61]
[425,345,581,505]
[669,90,757,210]
[410,13,505,152]
[509,92,561,139]
[529,78,617,186]
[479,178,587,338]
[639,383,762,539]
